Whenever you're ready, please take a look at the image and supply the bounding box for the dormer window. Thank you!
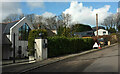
[19,23,31,40]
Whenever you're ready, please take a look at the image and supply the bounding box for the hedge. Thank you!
[47,36,94,57]
[28,29,47,56]
[28,30,94,57]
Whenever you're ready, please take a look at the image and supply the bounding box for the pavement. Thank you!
[2,43,118,73]
[2,59,29,66]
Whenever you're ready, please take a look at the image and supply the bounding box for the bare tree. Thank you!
[101,13,120,33]
[57,14,64,27]
[57,13,71,28]
[19,14,25,19]
[2,14,20,23]
[33,15,45,29]
[44,16,57,29]
[2,13,27,23]
[62,13,71,27]
[115,13,120,29]
[26,14,35,24]
[101,14,116,29]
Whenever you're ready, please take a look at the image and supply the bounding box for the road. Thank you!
[25,44,118,73]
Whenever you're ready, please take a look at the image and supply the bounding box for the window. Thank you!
[19,23,31,40]
[103,31,106,35]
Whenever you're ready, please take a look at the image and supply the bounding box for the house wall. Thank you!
[9,17,34,58]
[2,45,12,59]
[94,29,108,36]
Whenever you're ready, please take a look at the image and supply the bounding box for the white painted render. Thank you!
[34,39,47,61]
[94,29,108,36]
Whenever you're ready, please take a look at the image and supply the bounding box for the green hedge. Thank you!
[28,29,47,56]
[47,36,94,57]
[28,30,94,57]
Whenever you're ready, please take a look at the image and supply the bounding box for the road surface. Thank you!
[25,44,118,73]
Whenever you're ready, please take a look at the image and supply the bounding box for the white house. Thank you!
[94,29,108,36]
[1,17,34,59]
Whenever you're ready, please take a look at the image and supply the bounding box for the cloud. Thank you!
[26,0,44,10]
[63,1,112,26]
[0,2,22,22]
[42,12,56,18]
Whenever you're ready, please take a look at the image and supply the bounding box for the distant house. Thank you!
[46,25,57,35]
[92,26,105,31]
[73,26,108,37]
[73,31,95,37]
[92,26,108,36]
[94,29,108,36]
[1,17,34,59]
[38,24,57,36]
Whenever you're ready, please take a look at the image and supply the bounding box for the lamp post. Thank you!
[13,33,15,63]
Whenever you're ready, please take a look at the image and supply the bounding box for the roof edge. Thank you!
[10,17,26,31]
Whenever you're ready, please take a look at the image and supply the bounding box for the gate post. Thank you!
[34,38,47,61]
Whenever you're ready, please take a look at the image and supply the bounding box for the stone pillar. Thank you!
[34,38,47,61]
[108,41,110,46]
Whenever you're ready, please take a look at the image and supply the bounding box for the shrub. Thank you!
[28,29,47,56]
[108,28,116,33]
[110,33,117,35]
[28,30,94,57]
[71,24,92,32]
[47,36,94,57]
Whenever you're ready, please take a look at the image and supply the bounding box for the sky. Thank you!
[1,1,119,27]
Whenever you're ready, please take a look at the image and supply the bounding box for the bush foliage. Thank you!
[57,26,71,37]
[28,30,94,57]
[71,24,92,32]
[47,36,94,57]
[28,29,47,56]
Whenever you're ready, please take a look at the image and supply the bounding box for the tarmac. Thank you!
[2,43,118,73]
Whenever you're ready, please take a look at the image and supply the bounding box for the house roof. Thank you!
[74,30,95,37]
[0,23,7,33]
[95,29,108,31]
[3,20,19,34]
[92,26,105,31]
[39,24,56,36]
[0,23,11,45]
[1,17,35,45]
[1,20,19,45]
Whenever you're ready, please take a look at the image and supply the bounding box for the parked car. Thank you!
[98,38,108,47]
[98,38,104,45]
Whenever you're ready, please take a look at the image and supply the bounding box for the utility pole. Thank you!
[96,14,98,38]
[13,33,15,63]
